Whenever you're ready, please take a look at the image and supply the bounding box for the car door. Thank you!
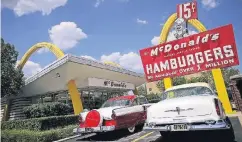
[125,98,140,126]
[113,99,137,128]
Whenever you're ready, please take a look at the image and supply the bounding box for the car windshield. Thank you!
[101,99,131,108]
[161,86,213,101]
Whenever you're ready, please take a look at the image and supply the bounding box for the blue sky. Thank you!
[1,0,242,77]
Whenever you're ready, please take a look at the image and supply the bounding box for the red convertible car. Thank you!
[73,95,152,134]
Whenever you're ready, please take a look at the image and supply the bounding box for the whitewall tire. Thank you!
[128,126,136,133]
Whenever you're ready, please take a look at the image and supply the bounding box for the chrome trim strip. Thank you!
[73,126,115,134]
[143,121,230,132]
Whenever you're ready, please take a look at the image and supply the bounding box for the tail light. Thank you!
[104,120,116,126]
[214,99,221,116]
[106,112,117,126]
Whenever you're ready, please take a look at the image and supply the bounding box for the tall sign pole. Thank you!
[163,1,199,89]
[175,1,198,39]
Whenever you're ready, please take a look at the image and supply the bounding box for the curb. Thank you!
[53,133,96,142]
[227,111,242,127]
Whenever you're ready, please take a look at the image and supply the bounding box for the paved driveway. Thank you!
[64,117,242,142]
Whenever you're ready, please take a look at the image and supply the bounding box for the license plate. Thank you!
[85,128,94,132]
[172,124,189,131]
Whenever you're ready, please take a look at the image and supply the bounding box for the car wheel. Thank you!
[128,126,136,133]
[136,123,144,130]
[160,132,170,139]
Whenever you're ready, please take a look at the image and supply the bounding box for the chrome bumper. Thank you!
[143,121,230,132]
[73,126,115,134]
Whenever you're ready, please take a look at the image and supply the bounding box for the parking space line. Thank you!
[131,132,154,142]
[53,133,96,142]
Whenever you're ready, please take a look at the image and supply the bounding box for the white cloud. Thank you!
[79,52,145,72]
[17,60,42,77]
[151,30,198,45]
[101,52,121,63]
[101,52,143,72]
[136,18,148,24]
[1,0,68,16]
[1,0,19,9]
[80,52,143,72]
[37,48,49,54]
[201,0,218,9]
[151,36,160,45]
[81,55,97,61]
[119,52,143,71]
[47,22,87,52]
[94,0,104,7]
[38,22,87,54]
[94,0,129,7]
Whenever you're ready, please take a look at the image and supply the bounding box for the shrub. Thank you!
[1,125,76,142]
[145,93,160,100]
[1,115,79,131]
[23,102,73,118]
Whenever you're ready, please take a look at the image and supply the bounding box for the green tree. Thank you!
[190,68,240,90]
[156,80,164,92]
[1,38,25,98]
[145,92,161,102]
[221,67,240,87]
[156,76,186,91]
[173,76,186,86]
[137,85,147,96]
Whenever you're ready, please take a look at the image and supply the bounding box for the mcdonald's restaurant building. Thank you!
[1,54,149,120]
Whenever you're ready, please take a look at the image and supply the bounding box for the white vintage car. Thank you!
[143,83,235,140]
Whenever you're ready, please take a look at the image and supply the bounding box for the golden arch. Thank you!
[17,42,83,115]
[159,13,233,114]
[103,61,122,68]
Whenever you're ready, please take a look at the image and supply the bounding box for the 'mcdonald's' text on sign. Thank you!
[139,24,239,82]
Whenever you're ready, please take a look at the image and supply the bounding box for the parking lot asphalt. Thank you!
[64,117,242,142]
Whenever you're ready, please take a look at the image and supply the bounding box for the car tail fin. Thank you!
[214,98,221,116]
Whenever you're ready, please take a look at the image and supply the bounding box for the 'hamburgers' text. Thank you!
[146,45,234,75]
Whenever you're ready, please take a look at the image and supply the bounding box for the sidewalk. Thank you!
[227,111,242,126]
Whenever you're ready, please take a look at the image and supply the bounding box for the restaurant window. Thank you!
[56,93,69,103]
[42,94,54,103]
